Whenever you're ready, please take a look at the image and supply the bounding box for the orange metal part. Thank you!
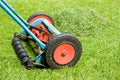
[54,43,75,65]
[30,24,53,43]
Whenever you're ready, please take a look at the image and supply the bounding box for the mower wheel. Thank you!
[27,12,55,26]
[45,34,82,69]
[27,12,55,43]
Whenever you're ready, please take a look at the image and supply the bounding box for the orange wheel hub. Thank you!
[54,43,75,65]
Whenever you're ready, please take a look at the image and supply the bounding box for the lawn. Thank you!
[0,0,119,80]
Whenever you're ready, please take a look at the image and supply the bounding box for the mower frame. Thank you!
[0,0,82,69]
[0,0,61,50]
[0,0,61,64]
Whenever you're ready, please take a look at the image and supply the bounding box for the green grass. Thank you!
[0,0,120,80]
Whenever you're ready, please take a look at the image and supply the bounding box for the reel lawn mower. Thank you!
[0,0,82,69]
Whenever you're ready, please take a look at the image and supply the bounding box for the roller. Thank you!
[12,34,32,69]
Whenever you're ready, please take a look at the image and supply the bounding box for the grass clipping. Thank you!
[53,8,112,37]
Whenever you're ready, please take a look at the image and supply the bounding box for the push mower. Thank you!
[0,0,82,69]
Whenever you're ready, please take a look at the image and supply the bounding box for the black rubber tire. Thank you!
[27,12,55,26]
[44,34,82,69]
